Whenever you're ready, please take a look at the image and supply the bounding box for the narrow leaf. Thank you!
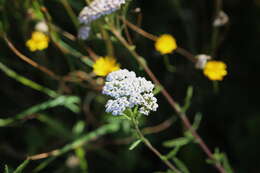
[163,137,190,148]
[13,159,30,173]
[0,95,80,127]
[172,157,190,173]
[129,139,142,150]
[182,86,193,112]
[192,112,202,130]
[33,123,120,172]
[4,165,9,173]
[222,154,234,173]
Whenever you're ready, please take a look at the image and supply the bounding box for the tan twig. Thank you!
[120,17,158,41]
[85,47,99,61]
[142,117,175,134]
[120,18,198,63]
[122,17,134,45]
[28,149,59,160]
[4,35,61,80]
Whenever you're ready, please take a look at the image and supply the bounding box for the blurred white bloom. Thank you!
[195,54,211,69]
[78,0,126,25]
[78,0,127,40]
[66,155,79,168]
[102,69,158,116]
[35,21,48,33]
[213,11,229,27]
[78,25,91,40]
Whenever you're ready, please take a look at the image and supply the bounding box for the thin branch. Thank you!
[3,35,61,80]
[133,119,181,173]
[176,47,197,63]
[120,18,198,63]
[142,117,175,134]
[120,17,158,41]
[122,17,134,45]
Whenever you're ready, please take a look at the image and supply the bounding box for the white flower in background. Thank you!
[195,54,212,69]
[213,11,229,27]
[78,25,91,40]
[78,0,127,40]
[35,21,49,33]
[102,69,158,116]
[79,0,126,25]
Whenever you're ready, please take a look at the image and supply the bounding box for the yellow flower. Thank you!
[26,31,49,52]
[203,61,227,81]
[155,34,177,54]
[93,56,120,76]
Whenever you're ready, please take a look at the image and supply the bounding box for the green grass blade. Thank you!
[4,165,9,173]
[172,157,190,173]
[33,123,120,172]
[13,159,30,173]
[37,114,72,139]
[0,61,58,98]
[129,139,142,150]
[75,147,88,172]
[0,95,80,127]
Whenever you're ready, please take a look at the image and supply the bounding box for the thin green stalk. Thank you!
[0,61,58,98]
[38,2,78,71]
[60,0,79,29]
[75,147,88,172]
[210,0,223,57]
[132,118,181,173]
[163,55,176,72]
[213,81,219,94]
[100,27,114,57]
[31,123,120,172]
[0,95,80,127]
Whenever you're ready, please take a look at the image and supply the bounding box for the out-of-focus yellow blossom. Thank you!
[203,61,227,81]
[93,56,120,76]
[26,31,49,51]
[155,34,177,54]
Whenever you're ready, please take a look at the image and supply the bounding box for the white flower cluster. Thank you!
[102,69,158,116]
[78,0,126,40]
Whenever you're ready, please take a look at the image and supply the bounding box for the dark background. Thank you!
[1,0,260,172]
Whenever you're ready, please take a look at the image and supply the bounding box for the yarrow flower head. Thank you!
[26,31,49,52]
[93,56,120,76]
[203,60,227,81]
[155,34,177,54]
[102,69,158,116]
[78,0,126,40]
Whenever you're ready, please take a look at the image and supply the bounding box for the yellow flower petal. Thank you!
[26,31,49,52]
[155,34,177,54]
[93,56,120,76]
[203,61,227,81]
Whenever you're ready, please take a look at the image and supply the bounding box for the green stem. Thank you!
[60,0,79,29]
[0,61,58,98]
[100,27,114,57]
[210,0,223,57]
[163,55,176,72]
[132,118,181,173]
[213,81,219,94]
[32,123,120,172]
